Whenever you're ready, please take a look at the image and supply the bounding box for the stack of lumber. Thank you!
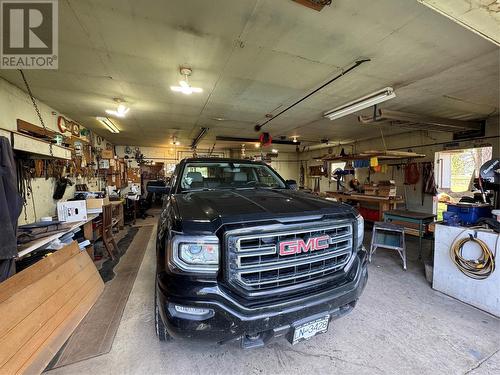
[0,242,104,374]
[378,180,397,197]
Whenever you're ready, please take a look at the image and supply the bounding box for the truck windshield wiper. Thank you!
[182,188,215,193]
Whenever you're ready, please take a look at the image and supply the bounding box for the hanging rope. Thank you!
[379,127,387,152]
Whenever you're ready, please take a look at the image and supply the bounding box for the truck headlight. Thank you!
[170,235,219,274]
[356,214,364,248]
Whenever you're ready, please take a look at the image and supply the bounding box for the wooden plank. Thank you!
[17,119,58,139]
[0,245,89,338]
[2,275,103,374]
[0,261,96,366]
[0,242,104,375]
[0,242,80,304]
[12,132,72,160]
[20,284,102,375]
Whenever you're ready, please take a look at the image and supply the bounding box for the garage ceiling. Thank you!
[0,0,498,149]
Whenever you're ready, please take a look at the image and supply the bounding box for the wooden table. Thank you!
[383,210,436,259]
[325,192,404,221]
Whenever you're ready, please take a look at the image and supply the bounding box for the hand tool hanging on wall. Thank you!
[421,162,437,205]
[404,163,420,189]
[53,163,73,200]
[16,158,36,222]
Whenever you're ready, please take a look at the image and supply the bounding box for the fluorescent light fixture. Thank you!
[97,117,120,133]
[324,87,396,121]
[106,104,130,118]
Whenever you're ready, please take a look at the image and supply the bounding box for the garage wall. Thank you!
[0,78,109,224]
[300,116,499,213]
[114,146,300,181]
[265,152,300,181]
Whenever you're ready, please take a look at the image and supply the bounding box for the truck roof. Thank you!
[181,157,265,165]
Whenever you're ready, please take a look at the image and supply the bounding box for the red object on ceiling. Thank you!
[259,132,272,146]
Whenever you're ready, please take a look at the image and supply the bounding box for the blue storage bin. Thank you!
[446,203,492,225]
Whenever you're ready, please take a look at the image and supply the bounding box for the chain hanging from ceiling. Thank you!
[18,69,54,157]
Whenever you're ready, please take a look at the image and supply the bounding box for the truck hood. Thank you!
[172,189,355,232]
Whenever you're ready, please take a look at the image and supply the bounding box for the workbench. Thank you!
[17,214,99,258]
[383,210,435,259]
[325,192,404,221]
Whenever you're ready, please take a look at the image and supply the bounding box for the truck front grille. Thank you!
[226,221,353,293]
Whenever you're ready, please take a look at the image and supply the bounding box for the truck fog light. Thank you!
[174,305,211,316]
[356,214,364,247]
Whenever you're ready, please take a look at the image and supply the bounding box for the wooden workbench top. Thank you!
[326,192,404,202]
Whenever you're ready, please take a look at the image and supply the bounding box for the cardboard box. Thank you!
[57,200,88,222]
[101,149,113,159]
[86,197,110,213]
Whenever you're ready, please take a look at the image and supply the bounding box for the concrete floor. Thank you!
[48,220,500,375]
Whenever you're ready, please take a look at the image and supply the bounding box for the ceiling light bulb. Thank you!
[175,141,180,146]
[292,137,298,143]
[106,104,129,118]
[255,143,260,148]
[272,149,278,154]
[117,104,129,115]
[170,71,203,95]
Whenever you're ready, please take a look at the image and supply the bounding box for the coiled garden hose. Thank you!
[450,235,496,280]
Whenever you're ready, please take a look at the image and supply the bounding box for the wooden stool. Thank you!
[102,204,118,260]
[369,221,407,270]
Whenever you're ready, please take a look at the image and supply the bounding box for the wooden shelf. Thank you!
[0,128,72,160]
[316,150,426,162]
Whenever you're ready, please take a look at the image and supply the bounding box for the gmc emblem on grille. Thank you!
[279,235,330,256]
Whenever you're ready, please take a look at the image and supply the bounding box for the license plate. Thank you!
[292,315,330,344]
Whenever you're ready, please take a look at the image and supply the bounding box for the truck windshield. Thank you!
[180,162,286,191]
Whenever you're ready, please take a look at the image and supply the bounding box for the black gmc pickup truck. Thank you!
[155,158,368,348]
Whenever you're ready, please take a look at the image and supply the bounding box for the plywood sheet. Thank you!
[0,242,104,374]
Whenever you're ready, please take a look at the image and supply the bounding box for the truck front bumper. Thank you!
[157,249,368,347]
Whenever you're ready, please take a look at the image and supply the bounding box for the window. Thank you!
[434,146,492,220]
[179,162,286,192]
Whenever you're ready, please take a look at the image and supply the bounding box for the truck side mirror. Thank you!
[286,180,298,190]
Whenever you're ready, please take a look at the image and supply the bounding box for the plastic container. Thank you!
[446,203,492,225]
[358,207,379,222]
[443,211,460,226]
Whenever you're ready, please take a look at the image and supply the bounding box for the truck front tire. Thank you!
[155,286,171,342]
